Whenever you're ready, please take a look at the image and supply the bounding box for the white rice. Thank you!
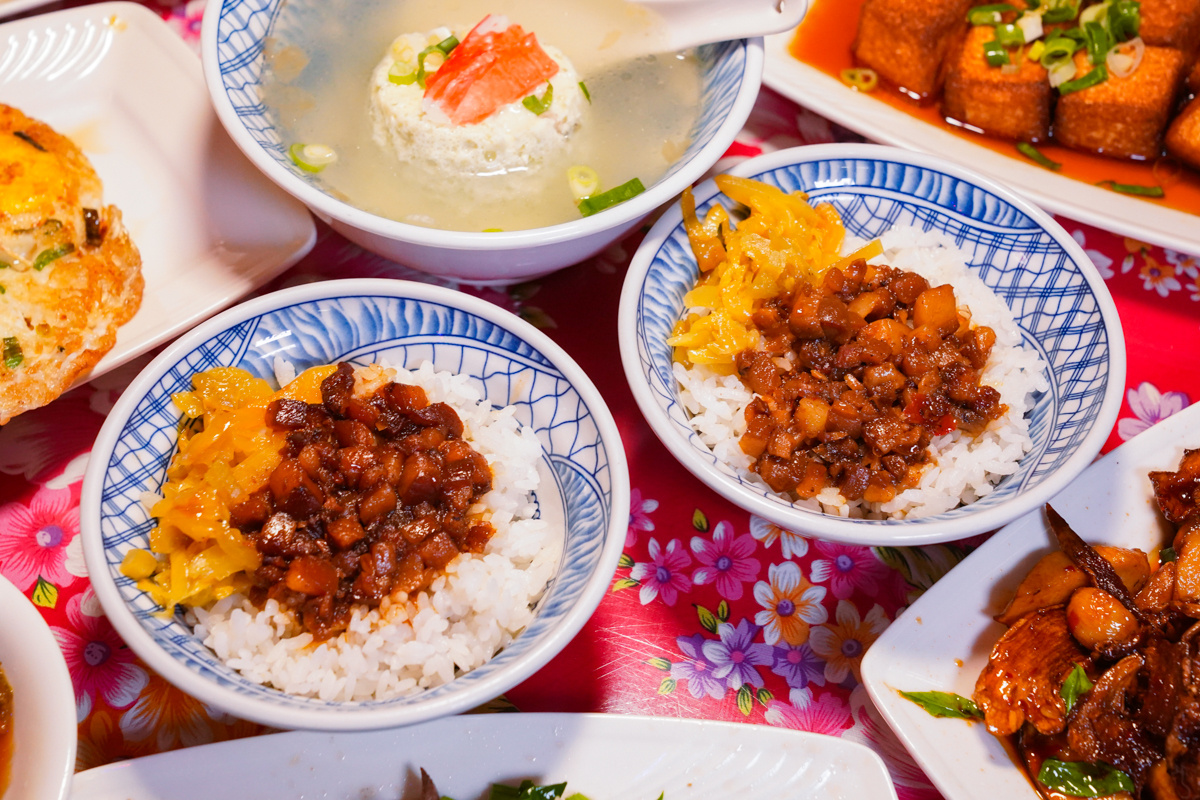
[188,360,561,702]
[675,225,1049,520]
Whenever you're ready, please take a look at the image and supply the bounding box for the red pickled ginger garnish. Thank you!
[424,14,560,126]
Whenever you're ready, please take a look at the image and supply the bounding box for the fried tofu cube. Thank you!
[1139,0,1200,55]
[1166,95,1200,168]
[942,26,1053,141]
[853,0,972,100]
[1053,47,1187,159]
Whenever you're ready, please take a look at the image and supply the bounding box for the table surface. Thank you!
[2,2,1199,798]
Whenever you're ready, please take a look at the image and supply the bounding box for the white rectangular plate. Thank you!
[70,713,897,799]
[763,30,1200,256]
[860,402,1200,799]
[0,2,316,381]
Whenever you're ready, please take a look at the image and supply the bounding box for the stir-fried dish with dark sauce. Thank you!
[0,665,11,797]
[906,449,1200,798]
[231,362,496,640]
[736,257,1004,504]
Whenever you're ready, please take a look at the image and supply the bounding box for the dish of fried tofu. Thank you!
[851,0,1200,169]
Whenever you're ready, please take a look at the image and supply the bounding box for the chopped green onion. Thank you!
[416,36,459,88]
[1096,179,1165,197]
[1017,141,1062,170]
[1028,40,1046,60]
[579,81,591,102]
[967,3,1017,25]
[1084,21,1113,66]
[1040,35,1081,68]
[3,336,22,371]
[577,177,646,217]
[1162,546,1178,562]
[995,22,1025,46]
[289,143,337,173]
[522,83,554,115]
[33,242,74,271]
[1058,65,1107,94]
[388,61,418,85]
[1078,1,1110,27]
[1108,0,1140,40]
[1042,0,1080,23]
[840,67,879,91]
[983,39,1011,66]
[567,165,601,200]
[1038,760,1134,797]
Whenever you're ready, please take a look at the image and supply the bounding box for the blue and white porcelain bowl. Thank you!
[618,144,1125,546]
[200,0,764,285]
[80,280,629,730]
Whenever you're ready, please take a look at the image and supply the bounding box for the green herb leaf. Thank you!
[1037,759,1135,797]
[899,690,984,720]
[1096,179,1165,197]
[33,242,74,271]
[489,781,568,800]
[1061,664,1093,714]
[717,599,730,621]
[646,656,672,671]
[692,508,709,532]
[522,83,554,115]
[1162,546,1178,563]
[736,684,754,715]
[577,177,646,217]
[32,576,58,608]
[1017,141,1063,170]
[696,604,719,634]
[658,677,676,695]
[564,794,590,800]
[2,336,22,371]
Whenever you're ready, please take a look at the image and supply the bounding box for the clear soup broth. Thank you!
[262,0,703,232]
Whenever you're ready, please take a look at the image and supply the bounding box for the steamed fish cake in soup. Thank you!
[262,0,702,231]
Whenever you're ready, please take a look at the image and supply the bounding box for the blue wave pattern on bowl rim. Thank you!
[213,0,748,189]
[634,156,1110,527]
[98,294,613,710]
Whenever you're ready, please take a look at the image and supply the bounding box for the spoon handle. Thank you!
[638,0,808,51]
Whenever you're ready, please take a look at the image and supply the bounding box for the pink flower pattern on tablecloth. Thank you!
[809,540,890,600]
[690,520,760,601]
[626,487,659,548]
[51,590,149,721]
[0,483,86,591]
[1117,382,1191,440]
[630,538,692,606]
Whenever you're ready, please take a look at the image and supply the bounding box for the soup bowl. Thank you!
[618,144,1126,547]
[80,279,629,730]
[200,0,765,285]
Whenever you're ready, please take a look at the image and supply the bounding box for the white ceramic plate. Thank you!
[0,2,315,382]
[0,0,57,20]
[763,30,1200,256]
[70,713,897,799]
[0,574,76,800]
[860,402,1200,800]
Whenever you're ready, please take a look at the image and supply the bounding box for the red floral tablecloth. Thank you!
[2,3,1199,797]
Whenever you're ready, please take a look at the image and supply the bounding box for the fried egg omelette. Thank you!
[0,104,143,425]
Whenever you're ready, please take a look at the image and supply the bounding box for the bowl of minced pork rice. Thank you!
[80,279,628,730]
[618,143,1125,547]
